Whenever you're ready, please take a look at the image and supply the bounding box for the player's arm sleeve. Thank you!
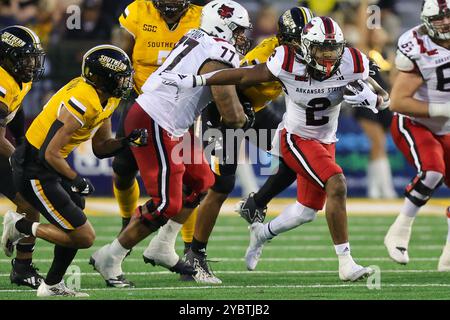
[118,2,138,38]
[265,46,285,78]
[61,96,89,127]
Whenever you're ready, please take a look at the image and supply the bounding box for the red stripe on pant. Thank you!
[124,102,214,219]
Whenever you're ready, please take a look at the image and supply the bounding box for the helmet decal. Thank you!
[218,4,234,19]
[1,32,26,48]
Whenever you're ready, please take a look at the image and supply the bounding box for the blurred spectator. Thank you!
[251,5,279,45]
[63,0,112,40]
[0,0,38,27]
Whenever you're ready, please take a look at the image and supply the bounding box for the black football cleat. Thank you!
[235,193,267,224]
[10,259,44,289]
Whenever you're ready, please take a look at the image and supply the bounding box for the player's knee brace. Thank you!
[135,200,168,232]
[211,174,236,195]
[405,171,444,207]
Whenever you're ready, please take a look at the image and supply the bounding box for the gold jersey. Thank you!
[26,77,120,158]
[0,66,32,126]
[241,36,283,113]
[119,0,202,92]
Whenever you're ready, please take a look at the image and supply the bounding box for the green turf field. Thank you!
[1,213,450,300]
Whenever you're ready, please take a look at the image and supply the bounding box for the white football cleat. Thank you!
[89,244,134,288]
[2,210,27,257]
[384,216,413,265]
[37,281,89,297]
[438,242,450,272]
[245,222,266,271]
[338,256,374,281]
[143,233,179,269]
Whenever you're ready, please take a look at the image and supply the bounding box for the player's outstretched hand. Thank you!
[343,79,379,114]
[160,71,206,89]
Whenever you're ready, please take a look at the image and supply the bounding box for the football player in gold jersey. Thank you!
[113,0,206,249]
[0,25,45,289]
[2,45,147,297]
[147,7,314,283]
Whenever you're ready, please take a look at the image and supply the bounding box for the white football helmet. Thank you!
[421,0,450,40]
[300,16,345,81]
[200,0,252,54]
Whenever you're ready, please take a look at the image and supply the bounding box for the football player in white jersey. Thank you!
[384,0,450,271]
[89,0,254,287]
[162,16,391,281]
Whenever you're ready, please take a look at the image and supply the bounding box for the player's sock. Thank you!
[181,207,197,245]
[191,237,207,256]
[335,242,351,256]
[45,245,78,286]
[158,219,182,243]
[114,179,139,221]
[446,207,450,243]
[15,218,39,237]
[184,242,191,254]
[121,217,131,233]
[16,242,35,255]
[261,202,317,240]
[400,198,421,219]
[253,158,296,208]
[110,238,130,261]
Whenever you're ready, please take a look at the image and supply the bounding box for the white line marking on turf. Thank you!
[0,269,445,278]
[27,245,446,251]
[0,257,440,264]
[1,283,450,293]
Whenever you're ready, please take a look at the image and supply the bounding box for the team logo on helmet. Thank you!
[218,4,234,19]
[98,55,127,72]
[1,32,26,48]
[281,11,297,30]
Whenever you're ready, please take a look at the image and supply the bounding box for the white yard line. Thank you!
[0,257,440,264]
[1,282,450,293]
[17,244,446,251]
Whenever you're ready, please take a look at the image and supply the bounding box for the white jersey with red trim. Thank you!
[396,25,450,135]
[266,45,370,144]
[137,29,240,137]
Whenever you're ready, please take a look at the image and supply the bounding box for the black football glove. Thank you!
[71,175,95,196]
[241,102,255,131]
[124,128,148,147]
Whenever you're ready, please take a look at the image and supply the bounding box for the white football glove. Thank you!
[160,71,206,89]
[343,80,379,114]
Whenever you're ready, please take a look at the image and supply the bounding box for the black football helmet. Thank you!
[82,45,134,99]
[153,0,190,21]
[0,25,45,83]
[277,7,314,52]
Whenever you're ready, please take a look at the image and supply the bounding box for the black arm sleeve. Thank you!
[7,108,25,146]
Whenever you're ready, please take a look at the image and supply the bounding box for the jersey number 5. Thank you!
[305,98,330,126]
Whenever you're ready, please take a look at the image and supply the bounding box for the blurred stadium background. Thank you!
[0,0,448,204]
